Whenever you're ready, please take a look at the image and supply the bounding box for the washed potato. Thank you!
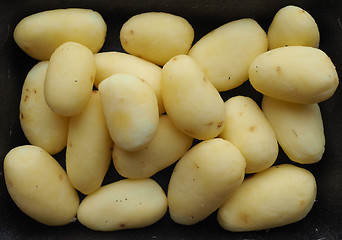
[77,178,167,231]
[19,61,69,155]
[99,73,159,151]
[161,54,226,140]
[44,41,96,116]
[262,96,325,164]
[66,91,113,195]
[113,115,193,179]
[168,138,246,225]
[13,8,106,60]
[218,164,317,231]
[249,46,339,104]
[94,52,164,113]
[120,12,194,66]
[268,5,320,49]
[188,18,268,91]
[219,96,278,173]
[4,145,79,226]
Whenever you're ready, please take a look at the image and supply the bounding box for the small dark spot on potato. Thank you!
[228,76,231,80]
[184,129,194,135]
[24,95,29,101]
[140,78,145,83]
[172,57,178,61]
[194,162,200,169]
[276,66,281,72]
[239,212,249,224]
[20,113,24,119]
[122,38,128,44]
[120,223,125,228]
[207,122,213,126]
[217,121,223,128]
[26,88,29,92]
[129,29,134,35]
[249,126,256,132]
[300,200,306,206]
[193,178,195,181]
[33,89,37,93]
[74,80,78,83]
[110,147,113,151]
[58,174,63,180]
[285,44,288,47]
[292,129,298,137]
[7,181,13,188]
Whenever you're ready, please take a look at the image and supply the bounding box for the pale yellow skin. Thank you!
[19,61,69,155]
[120,12,194,66]
[262,96,325,164]
[99,73,159,151]
[66,91,113,195]
[249,46,339,104]
[168,138,246,225]
[113,115,193,179]
[218,164,317,232]
[268,5,320,49]
[77,178,167,231]
[13,8,106,60]
[44,41,96,116]
[94,52,165,113]
[4,145,79,226]
[161,55,226,140]
[188,18,268,92]
[219,96,278,173]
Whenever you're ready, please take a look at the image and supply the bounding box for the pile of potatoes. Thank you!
[4,5,339,232]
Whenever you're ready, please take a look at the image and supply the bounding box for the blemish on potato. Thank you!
[193,162,200,169]
[172,57,178,61]
[217,121,223,128]
[249,126,256,132]
[239,212,249,224]
[120,223,125,228]
[20,113,24,119]
[58,174,63,180]
[33,89,37,93]
[276,66,281,72]
[292,129,298,137]
[129,29,134,35]
[24,95,29,101]
[206,122,213,126]
[203,77,207,82]
[184,129,194,135]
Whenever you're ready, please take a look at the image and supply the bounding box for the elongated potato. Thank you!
[262,96,325,164]
[13,8,106,60]
[94,52,164,113]
[120,12,194,66]
[161,55,226,140]
[4,145,79,226]
[77,178,167,231]
[188,18,268,91]
[219,96,278,173]
[268,5,320,49]
[218,164,317,231]
[19,61,69,155]
[249,46,339,104]
[168,138,246,225]
[99,73,159,151]
[44,41,96,116]
[66,91,113,195]
[113,115,193,179]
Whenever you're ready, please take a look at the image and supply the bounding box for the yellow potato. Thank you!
[268,5,320,49]
[161,54,226,140]
[13,8,106,60]
[249,46,339,104]
[77,178,167,231]
[94,52,164,113]
[4,145,79,226]
[66,91,113,195]
[113,115,193,179]
[168,138,246,225]
[218,164,317,231]
[44,41,96,116]
[188,18,268,91]
[120,12,194,66]
[99,73,159,151]
[19,61,69,155]
[262,96,325,164]
[219,96,278,173]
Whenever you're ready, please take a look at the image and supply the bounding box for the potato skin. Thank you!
[218,164,317,232]
[13,8,106,60]
[4,145,79,226]
[19,61,69,155]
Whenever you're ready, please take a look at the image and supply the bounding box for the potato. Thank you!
[268,5,320,49]
[249,46,339,104]
[99,73,159,151]
[219,96,278,173]
[161,54,226,140]
[168,138,246,225]
[188,18,268,92]
[77,178,167,231]
[19,61,69,155]
[3,145,79,226]
[120,12,194,66]
[262,96,325,164]
[66,91,113,195]
[94,52,165,113]
[217,164,317,232]
[44,41,96,116]
[13,8,106,60]
[113,115,193,179]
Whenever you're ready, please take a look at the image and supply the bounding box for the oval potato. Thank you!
[77,178,167,231]
[13,8,106,60]
[218,164,317,231]
[4,145,79,226]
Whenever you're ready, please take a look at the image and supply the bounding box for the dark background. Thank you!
[1,0,341,239]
